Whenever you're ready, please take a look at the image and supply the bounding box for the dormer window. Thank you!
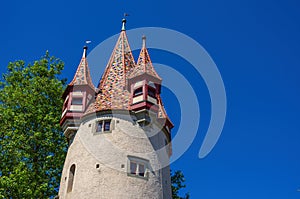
[147,87,156,98]
[133,87,143,97]
[71,98,83,105]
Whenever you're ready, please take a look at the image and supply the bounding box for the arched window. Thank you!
[67,164,76,193]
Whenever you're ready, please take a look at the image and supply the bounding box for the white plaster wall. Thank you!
[58,113,172,199]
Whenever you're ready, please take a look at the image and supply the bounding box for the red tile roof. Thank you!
[128,37,161,80]
[85,22,172,128]
[69,47,94,89]
[86,29,135,113]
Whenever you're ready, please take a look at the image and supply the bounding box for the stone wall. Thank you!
[58,113,172,199]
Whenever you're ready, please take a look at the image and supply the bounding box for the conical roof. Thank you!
[128,36,161,80]
[69,46,94,88]
[85,20,173,130]
[86,19,135,113]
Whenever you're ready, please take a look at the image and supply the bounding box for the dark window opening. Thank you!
[138,164,145,176]
[104,121,111,131]
[133,87,143,97]
[96,120,112,132]
[130,162,137,174]
[147,87,156,98]
[96,122,103,132]
[67,164,76,193]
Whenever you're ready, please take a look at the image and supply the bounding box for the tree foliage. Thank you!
[0,53,67,198]
[171,170,190,199]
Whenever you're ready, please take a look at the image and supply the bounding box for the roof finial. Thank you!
[83,40,91,58]
[142,35,146,48]
[83,46,88,58]
[121,18,126,31]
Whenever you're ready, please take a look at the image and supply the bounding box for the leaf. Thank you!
[0,52,67,198]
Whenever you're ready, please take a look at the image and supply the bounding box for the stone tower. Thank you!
[58,19,173,199]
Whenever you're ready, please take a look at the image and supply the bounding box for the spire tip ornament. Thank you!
[142,35,146,48]
[82,45,88,58]
[121,18,126,31]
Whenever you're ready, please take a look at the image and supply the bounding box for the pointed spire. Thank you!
[128,35,161,80]
[86,20,135,113]
[98,21,135,89]
[69,46,94,89]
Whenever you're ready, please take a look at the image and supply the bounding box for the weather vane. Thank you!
[85,40,92,45]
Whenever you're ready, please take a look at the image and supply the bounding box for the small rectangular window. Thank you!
[71,98,83,105]
[104,120,111,131]
[138,164,145,176]
[147,87,156,98]
[95,119,112,133]
[127,156,149,179]
[133,87,143,97]
[130,162,137,174]
[97,122,103,132]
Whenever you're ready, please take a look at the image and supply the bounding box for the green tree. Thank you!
[0,53,67,198]
[171,170,190,199]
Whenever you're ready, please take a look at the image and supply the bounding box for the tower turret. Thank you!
[58,19,173,199]
[60,46,95,143]
[126,36,162,125]
[127,35,173,153]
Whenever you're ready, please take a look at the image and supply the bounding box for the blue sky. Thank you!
[1,0,300,198]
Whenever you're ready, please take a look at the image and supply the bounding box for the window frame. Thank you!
[147,86,156,98]
[67,164,76,193]
[71,97,83,105]
[133,87,143,97]
[127,156,149,180]
[95,119,113,134]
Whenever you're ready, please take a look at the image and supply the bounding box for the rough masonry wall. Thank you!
[58,113,172,199]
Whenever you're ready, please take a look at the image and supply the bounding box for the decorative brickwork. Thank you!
[69,47,94,88]
[128,38,161,80]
